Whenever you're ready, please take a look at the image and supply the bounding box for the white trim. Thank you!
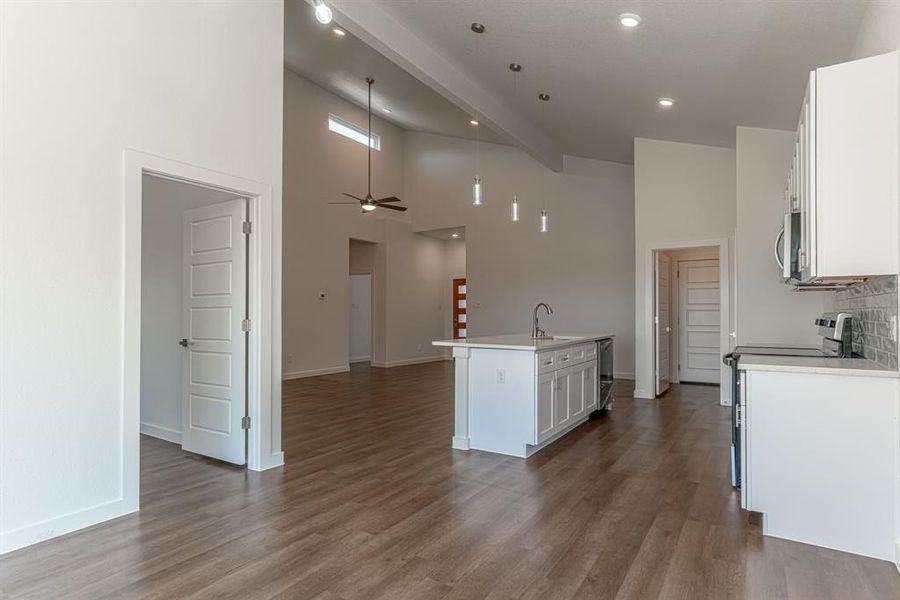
[140,422,182,444]
[0,499,136,555]
[124,149,282,498]
[633,388,654,399]
[641,237,732,406]
[370,355,448,368]
[282,365,350,380]
[349,356,371,364]
[614,372,635,380]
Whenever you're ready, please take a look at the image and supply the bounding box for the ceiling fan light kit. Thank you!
[328,77,408,214]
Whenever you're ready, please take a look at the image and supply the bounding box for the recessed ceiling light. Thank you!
[314,1,333,25]
[470,119,479,126]
[471,22,485,34]
[382,108,392,113]
[619,13,642,28]
[451,232,460,238]
[332,27,345,36]
[509,63,522,72]
[538,93,550,101]
[658,97,674,107]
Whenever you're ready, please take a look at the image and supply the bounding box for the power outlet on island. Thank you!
[496,369,506,384]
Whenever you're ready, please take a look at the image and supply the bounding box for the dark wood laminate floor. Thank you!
[2,361,898,599]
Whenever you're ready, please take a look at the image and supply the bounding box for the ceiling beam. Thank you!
[321,0,565,172]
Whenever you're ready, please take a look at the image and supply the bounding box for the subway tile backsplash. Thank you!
[833,276,898,369]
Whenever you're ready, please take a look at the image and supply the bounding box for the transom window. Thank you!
[328,113,380,150]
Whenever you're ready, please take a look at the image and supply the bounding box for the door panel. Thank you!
[181,199,247,465]
[536,373,555,443]
[452,278,467,339]
[583,363,597,410]
[655,253,672,396]
[679,258,720,384]
[554,368,570,430]
[569,363,585,420]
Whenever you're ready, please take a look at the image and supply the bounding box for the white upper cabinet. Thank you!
[787,51,898,284]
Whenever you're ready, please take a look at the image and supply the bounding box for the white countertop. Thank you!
[738,355,899,378]
[432,333,614,351]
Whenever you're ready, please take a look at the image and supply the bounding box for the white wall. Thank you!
[735,127,827,346]
[140,176,240,443]
[282,71,453,376]
[633,138,736,398]
[404,132,636,376]
[0,1,283,554]
[283,70,404,377]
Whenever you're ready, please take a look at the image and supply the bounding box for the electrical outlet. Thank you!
[496,369,506,384]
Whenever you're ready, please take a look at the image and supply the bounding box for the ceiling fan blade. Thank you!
[376,196,401,203]
[376,203,408,212]
[328,201,360,205]
[342,192,365,202]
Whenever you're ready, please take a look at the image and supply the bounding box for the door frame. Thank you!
[124,149,283,513]
[640,237,731,406]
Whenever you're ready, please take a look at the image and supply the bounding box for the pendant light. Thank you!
[511,194,520,222]
[509,62,523,222]
[472,117,482,206]
[538,92,551,232]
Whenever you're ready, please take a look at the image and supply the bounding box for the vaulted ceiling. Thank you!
[295,0,870,166]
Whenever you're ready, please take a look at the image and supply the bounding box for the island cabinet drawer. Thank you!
[585,343,597,360]
[536,351,557,374]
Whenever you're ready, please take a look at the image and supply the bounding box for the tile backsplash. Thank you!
[832,276,898,369]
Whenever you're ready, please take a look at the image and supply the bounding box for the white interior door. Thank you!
[679,259,721,384]
[181,198,247,465]
[349,274,372,363]
[655,252,671,396]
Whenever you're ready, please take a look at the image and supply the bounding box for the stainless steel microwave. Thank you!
[776,212,802,282]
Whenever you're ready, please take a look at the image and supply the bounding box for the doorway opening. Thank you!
[140,174,251,465]
[648,240,729,404]
[349,239,377,367]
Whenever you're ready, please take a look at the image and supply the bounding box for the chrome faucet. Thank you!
[532,302,553,338]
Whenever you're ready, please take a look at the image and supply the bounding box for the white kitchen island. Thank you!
[433,334,614,458]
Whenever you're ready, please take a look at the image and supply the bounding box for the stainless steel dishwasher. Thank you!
[595,338,614,413]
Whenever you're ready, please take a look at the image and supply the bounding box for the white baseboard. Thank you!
[349,356,371,364]
[370,355,448,368]
[140,422,182,444]
[282,364,349,380]
[0,497,136,555]
[251,451,285,472]
[614,372,635,380]
[633,388,654,399]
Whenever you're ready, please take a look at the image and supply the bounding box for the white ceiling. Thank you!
[335,0,870,165]
[284,0,507,145]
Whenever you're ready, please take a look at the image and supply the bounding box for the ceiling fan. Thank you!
[329,77,407,213]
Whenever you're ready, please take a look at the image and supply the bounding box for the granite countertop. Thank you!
[432,333,614,351]
[738,355,899,378]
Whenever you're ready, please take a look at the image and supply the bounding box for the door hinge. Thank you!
[241,415,251,430]
[242,221,252,235]
[242,319,251,332]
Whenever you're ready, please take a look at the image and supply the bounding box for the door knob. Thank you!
[178,338,194,347]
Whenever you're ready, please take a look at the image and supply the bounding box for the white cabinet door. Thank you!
[569,363,585,421]
[583,362,597,411]
[553,367,571,430]
[536,372,555,443]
